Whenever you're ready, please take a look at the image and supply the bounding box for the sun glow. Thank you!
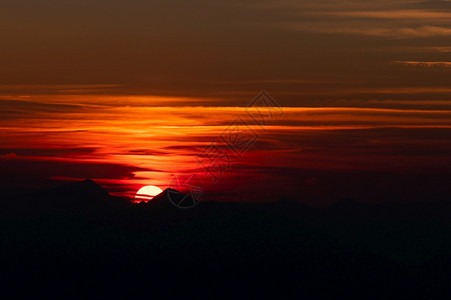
[135,185,163,202]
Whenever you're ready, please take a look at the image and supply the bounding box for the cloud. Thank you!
[0,156,153,195]
[323,10,451,20]
[0,0,450,101]
[0,99,83,112]
[281,23,451,38]
[392,61,451,68]
[265,2,451,38]
[370,46,451,53]
[0,147,97,158]
[1,153,17,159]
[126,149,169,156]
[0,84,121,90]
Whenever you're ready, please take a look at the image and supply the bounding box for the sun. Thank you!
[135,185,163,202]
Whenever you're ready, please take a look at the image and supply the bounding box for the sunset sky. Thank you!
[1,0,450,204]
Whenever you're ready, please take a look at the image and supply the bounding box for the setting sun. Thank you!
[135,185,163,202]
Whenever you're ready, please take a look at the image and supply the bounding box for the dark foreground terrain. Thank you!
[1,179,451,298]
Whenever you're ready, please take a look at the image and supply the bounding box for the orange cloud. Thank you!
[283,23,451,38]
[392,61,451,68]
[324,10,451,20]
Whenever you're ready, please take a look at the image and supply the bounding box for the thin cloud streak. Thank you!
[323,10,451,19]
[392,60,451,68]
[282,23,451,38]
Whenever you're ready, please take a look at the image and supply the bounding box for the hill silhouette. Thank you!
[5,179,129,216]
[142,187,196,208]
[1,179,451,298]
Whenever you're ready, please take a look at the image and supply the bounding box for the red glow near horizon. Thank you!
[1,96,451,203]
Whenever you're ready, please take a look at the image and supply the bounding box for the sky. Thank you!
[1,0,451,204]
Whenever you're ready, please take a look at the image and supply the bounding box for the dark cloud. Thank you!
[410,0,451,10]
[0,99,82,112]
[0,157,155,196]
[126,149,169,156]
[0,0,450,104]
[0,147,97,157]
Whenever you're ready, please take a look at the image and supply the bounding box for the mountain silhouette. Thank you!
[1,180,451,297]
[146,187,198,209]
[12,179,129,215]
